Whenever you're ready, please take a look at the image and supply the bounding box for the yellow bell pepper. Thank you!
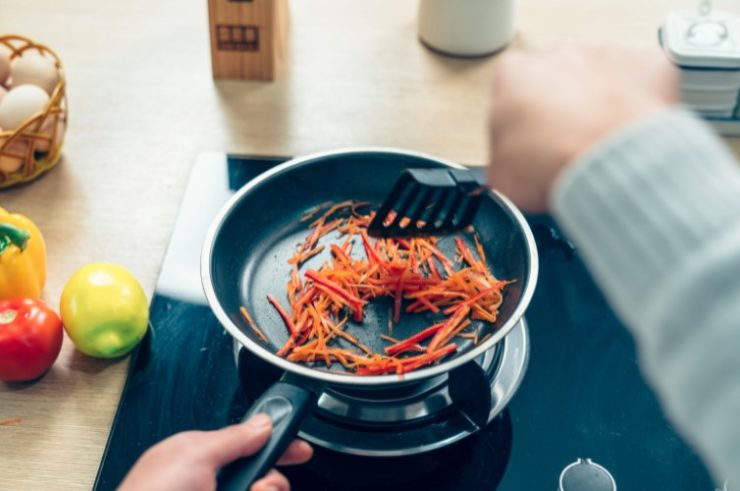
[0,207,46,299]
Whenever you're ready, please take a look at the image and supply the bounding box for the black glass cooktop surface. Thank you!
[93,153,718,491]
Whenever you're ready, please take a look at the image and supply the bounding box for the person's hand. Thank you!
[118,414,313,491]
[487,44,679,211]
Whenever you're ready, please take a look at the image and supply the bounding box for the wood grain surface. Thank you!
[1,0,739,489]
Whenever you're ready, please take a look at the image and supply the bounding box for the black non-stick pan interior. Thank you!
[208,150,533,378]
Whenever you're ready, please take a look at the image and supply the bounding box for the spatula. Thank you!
[367,168,488,238]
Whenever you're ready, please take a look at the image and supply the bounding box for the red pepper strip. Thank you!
[353,305,364,322]
[276,310,312,357]
[393,275,404,323]
[356,344,458,375]
[294,316,314,346]
[305,271,365,308]
[408,343,425,352]
[442,287,495,315]
[384,342,423,356]
[428,305,470,352]
[314,284,348,306]
[401,344,458,373]
[292,286,317,313]
[360,230,386,267]
[330,244,352,265]
[385,322,445,356]
[313,284,362,324]
[267,294,296,336]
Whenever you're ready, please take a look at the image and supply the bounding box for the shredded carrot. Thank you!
[456,332,477,340]
[240,306,268,343]
[300,202,331,222]
[242,201,508,376]
[288,244,325,266]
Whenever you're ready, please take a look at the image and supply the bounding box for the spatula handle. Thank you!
[460,167,487,187]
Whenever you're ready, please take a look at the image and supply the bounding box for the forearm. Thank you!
[551,107,740,483]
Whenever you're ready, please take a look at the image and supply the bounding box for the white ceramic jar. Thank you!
[418,0,517,57]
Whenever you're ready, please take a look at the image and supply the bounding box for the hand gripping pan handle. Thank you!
[216,376,318,491]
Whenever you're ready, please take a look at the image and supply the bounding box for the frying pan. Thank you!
[201,148,538,490]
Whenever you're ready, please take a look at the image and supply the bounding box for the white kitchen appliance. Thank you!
[660,3,740,134]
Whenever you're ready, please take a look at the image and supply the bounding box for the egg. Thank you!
[10,50,59,95]
[0,45,10,86]
[35,116,66,153]
[0,85,7,104]
[0,138,27,175]
[0,85,49,131]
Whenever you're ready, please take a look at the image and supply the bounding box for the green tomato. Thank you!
[60,262,148,358]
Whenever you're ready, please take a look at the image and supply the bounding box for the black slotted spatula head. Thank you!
[367,168,488,238]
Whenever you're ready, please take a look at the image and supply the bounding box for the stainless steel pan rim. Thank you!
[201,147,539,386]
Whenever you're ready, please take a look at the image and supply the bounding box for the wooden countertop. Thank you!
[1,0,739,489]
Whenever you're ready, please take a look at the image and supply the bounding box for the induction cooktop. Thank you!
[93,152,719,491]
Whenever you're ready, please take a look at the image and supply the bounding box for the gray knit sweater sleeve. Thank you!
[550,107,740,485]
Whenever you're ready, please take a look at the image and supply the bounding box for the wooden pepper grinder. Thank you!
[207,0,289,81]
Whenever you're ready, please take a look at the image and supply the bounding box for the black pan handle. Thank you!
[216,380,316,491]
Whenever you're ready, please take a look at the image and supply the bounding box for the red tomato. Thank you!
[0,298,63,382]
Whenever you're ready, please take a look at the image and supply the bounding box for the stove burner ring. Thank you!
[314,344,500,426]
[235,318,529,456]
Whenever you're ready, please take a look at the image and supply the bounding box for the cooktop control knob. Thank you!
[559,458,616,491]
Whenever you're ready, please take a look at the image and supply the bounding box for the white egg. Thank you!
[0,138,27,174]
[10,50,59,95]
[0,85,49,131]
[0,45,10,86]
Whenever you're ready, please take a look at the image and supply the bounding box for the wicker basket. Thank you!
[0,35,67,189]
